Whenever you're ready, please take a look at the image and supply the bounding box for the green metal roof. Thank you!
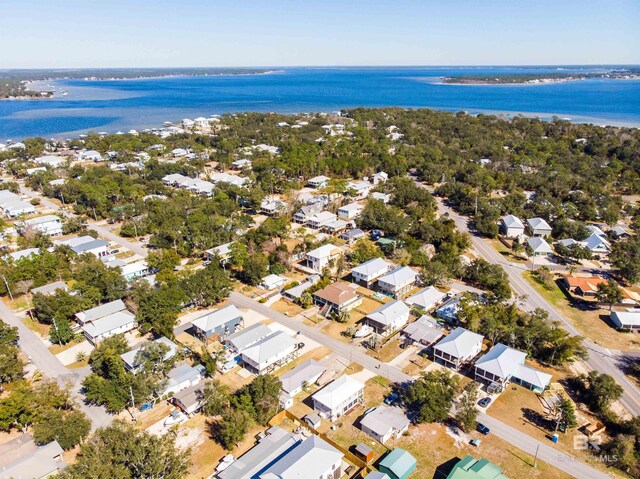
[446,455,509,479]
[379,448,417,479]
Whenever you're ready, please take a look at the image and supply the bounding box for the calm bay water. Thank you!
[1,66,639,139]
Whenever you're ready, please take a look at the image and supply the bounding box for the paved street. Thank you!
[229,292,609,479]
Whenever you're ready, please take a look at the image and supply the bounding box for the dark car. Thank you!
[477,423,490,435]
[384,393,399,406]
[478,397,492,408]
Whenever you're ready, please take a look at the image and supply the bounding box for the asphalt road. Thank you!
[432,195,640,416]
[229,292,610,479]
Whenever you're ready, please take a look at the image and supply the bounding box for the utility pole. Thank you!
[533,444,539,468]
[129,385,137,423]
[2,275,13,301]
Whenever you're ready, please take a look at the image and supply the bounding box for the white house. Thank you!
[293,204,323,224]
[307,175,330,189]
[205,242,234,263]
[120,336,177,373]
[0,190,36,217]
[360,405,410,445]
[260,274,287,291]
[405,286,447,312]
[224,322,273,354]
[58,235,111,258]
[610,311,640,331]
[527,236,553,256]
[500,215,525,238]
[75,299,127,325]
[377,266,419,298]
[82,310,137,345]
[19,215,63,236]
[240,330,299,375]
[279,359,327,409]
[8,248,40,262]
[347,180,372,199]
[312,375,364,421]
[401,315,445,347]
[475,343,552,392]
[433,327,484,370]
[337,203,364,220]
[371,192,391,204]
[191,305,244,343]
[307,211,337,230]
[581,233,611,256]
[305,244,341,272]
[80,150,104,162]
[527,218,552,237]
[34,155,66,168]
[372,171,389,185]
[163,363,206,396]
[351,257,391,288]
[364,300,411,337]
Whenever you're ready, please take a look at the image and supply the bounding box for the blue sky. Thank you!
[1,0,638,68]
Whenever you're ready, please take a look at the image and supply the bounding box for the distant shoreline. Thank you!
[441,71,640,85]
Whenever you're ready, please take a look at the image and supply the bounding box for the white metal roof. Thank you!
[312,375,364,410]
[378,266,418,287]
[241,331,296,365]
[352,257,391,277]
[433,327,484,358]
[191,305,242,333]
[405,286,446,310]
[366,300,409,327]
[474,343,526,379]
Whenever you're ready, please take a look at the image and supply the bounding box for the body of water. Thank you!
[1,66,639,139]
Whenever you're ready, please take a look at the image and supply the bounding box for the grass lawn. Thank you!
[487,383,625,477]
[395,422,573,479]
[48,336,84,355]
[22,315,50,338]
[523,272,640,351]
[487,238,528,264]
[271,299,304,316]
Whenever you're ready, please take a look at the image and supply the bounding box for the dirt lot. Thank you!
[487,382,622,477]
[271,299,304,317]
[367,337,404,362]
[523,272,640,351]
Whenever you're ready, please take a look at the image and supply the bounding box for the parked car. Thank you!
[478,397,492,408]
[476,423,490,435]
[384,392,399,406]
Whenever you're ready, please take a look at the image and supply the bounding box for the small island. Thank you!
[442,69,640,85]
[0,67,275,99]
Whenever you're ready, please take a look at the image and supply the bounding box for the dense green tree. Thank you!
[610,236,640,284]
[402,370,459,424]
[455,382,479,432]
[201,380,231,417]
[33,409,91,450]
[58,420,190,479]
[574,371,623,413]
[212,408,252,451]
[596,280,623,311]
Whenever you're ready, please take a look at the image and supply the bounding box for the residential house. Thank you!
[55,235,110,259]
[610,226,630,239]
[405,286,446,312]
[225,322,272,354]
[378,448,417,479]
[240,330,299,374]
[0,190,36,217]
[232,158,252,169]
[475,343,551,392]
[279,359,327,408]
[371,191,391,204]
[377,266,418,298]
[351,257,391,288]
[293,203,323,224]
[307,175,330,188]
[163,363,206,396]
[307,211,337,230]
[435,296,463,325]
[372,171,389,185]
[120,337,178,373]
[30,281,69,296]
[526,218,552,237]
[75,299,126,325]
[281,274,320,301]
[118,260,151,282]
[347,180,372,199]
[33,155,66,168]
[0,440,66,479]
[433,327,484,370]
[581,233,611,256]
[562,274,608,297]
[205,242,234,264]
[191,305,244,343]
[587,224,607,238]
[260,197,288,216]
[26,167,47,176]
[313,282,362,314]
[360,405,410,444]
[324,219,350,234]
[9,248,40,261]
[610,311,640,331]
[499,215,525,238]
[338,203,364,220]
[219,427,343,479]
[312,375,364,421]
[401,315,445,347]
[82,310,137,345]
[364,300,411,337]
[172,383,204,415]
[258,434,343,479]
[446,455,509,479]
[259,274,287,291]
[80,150,103,162]
[19,215,62,236]
[305,244,341,272]
[526,236,553,256]
[340,228,365,244]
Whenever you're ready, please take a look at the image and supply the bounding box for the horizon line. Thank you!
[2,63,640,71]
